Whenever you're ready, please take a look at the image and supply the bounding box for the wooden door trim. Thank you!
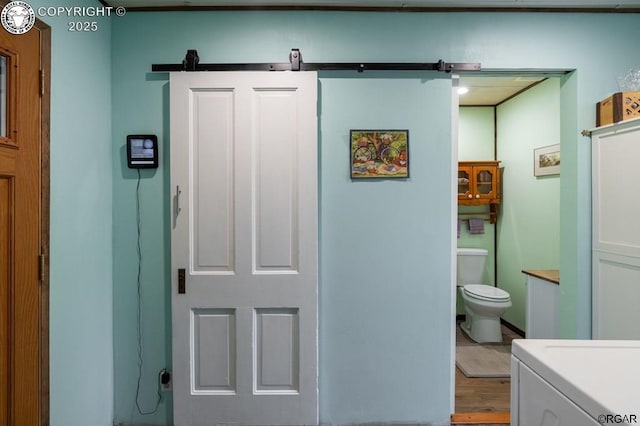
[35,18,50,426]
[37,19,50,426]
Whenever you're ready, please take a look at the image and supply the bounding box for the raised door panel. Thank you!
[252,89,299,273]
[592,252,640,339]
[191,89,235,274]
[592,125,640,258]
[191,308,236,394]
[254,308,299,393]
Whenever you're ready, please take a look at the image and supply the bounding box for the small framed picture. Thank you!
[534,144,560,177]
[350,130,409,179]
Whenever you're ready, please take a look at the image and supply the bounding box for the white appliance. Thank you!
[457,248,511,343]
[511,339,640,426]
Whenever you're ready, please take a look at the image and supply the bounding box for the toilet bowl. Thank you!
[457,248,512,343]
[459,284,511,343]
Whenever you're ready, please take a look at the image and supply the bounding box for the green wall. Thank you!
[459,107,495,161]
[497,78,561,330]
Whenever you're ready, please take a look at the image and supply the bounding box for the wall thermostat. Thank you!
[127,135,158,169]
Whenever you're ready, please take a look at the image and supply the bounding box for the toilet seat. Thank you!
[463,284,510,302]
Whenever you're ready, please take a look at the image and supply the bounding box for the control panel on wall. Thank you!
[127,135,158,168]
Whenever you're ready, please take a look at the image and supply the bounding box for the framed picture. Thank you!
[350,130,409,179]
[534,144,560,177]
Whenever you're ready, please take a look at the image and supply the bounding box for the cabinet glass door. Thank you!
[458,168,472,199]
[475,168,494,198]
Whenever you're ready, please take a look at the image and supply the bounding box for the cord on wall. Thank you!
[134,169,163,416]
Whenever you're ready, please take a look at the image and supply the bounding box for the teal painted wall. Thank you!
[497,78,561,331]
[111,27,173,426]
[319,74,453,423]
[100,9,639,426]
[28,1,114,425]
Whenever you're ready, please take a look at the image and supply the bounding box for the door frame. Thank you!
[450,69,576,418]
[35,18,51,426]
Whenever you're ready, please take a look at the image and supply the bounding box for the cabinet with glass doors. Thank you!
[457,161,501,223]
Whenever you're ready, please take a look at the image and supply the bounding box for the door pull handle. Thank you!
[175,185,182,217]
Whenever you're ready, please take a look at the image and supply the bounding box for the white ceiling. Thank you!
[458,75,546,106]
[106,0,640,9]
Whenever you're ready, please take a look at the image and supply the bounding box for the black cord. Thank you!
[134,168,162,416]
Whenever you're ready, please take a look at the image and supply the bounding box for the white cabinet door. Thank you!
[592,119,640,339]
[170,71,318,426]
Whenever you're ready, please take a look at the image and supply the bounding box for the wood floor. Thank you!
[455,367,511,412]
[453,321,522,425]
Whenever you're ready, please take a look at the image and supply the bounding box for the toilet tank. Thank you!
[457,248,488,285]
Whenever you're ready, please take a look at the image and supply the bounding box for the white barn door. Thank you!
[170,71,318,426]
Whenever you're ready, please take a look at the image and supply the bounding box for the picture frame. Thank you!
[350,130,409,179]
[533,144,560,177]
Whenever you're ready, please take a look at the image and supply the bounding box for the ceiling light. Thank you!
[458,86,469,95]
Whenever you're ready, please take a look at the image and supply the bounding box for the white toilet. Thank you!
[457,248,511,343]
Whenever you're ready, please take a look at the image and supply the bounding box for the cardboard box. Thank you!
[596,91,640,126]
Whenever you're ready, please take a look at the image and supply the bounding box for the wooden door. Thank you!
[170,71,318,426]
[0,21,49,426]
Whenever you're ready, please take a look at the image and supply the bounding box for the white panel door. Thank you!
[170,71,318,426]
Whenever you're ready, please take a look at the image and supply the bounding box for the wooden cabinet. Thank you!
[457,161,501,204]
[458,161,501,223]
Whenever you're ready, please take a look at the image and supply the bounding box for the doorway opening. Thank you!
[452,70,571,423]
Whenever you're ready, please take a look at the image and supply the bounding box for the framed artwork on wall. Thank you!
[534,144,560,177]
[350,130,409,179]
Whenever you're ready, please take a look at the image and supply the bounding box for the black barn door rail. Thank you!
[151,49,481,73]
